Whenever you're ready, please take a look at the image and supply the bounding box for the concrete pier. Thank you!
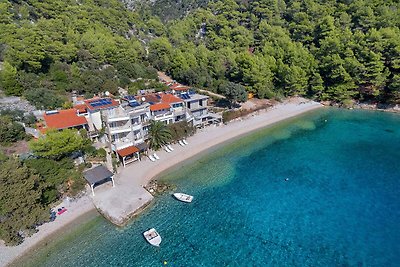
[92,174,153,226]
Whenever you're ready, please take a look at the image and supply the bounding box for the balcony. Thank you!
[173,109,186,117]
[153,112,173,120]
[108,124,131,134]
[131,123,142,132]
[190,106,207,113]
[105,108,130,122]
[112,138,134,151]
[133,137,144,145]
[128,108,148,118]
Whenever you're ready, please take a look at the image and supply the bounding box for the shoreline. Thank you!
[1,97,322,267]
[91,97,323,226]
[128,97,323,188]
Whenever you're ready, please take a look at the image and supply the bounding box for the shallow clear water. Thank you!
[22,108,400,266]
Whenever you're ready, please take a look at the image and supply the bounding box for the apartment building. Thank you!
[171,87,222,128]
[42,88,221,166]
[73,97,120,139]
[103,97,150,152]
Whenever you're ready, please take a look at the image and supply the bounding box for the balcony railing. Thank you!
[108,124,131,133]
[153,112,173,119]
[112,139,134,151]
[105,108,130,121]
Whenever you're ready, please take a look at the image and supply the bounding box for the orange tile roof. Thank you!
[160,93,182,104]
[136,94,160,104]
[43,109,88,130]
[174,87,190,91]
[150,103,171,111]
[74,104,87,113]
[117,146,139,157]
[170,84,190,91]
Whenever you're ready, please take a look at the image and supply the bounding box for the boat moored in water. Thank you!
[143,228,162,247]
[173,193,194,203]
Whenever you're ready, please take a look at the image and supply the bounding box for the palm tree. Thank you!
[147,120,172,151]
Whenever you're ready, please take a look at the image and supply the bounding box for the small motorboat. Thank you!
[173,193,194,203]
[143,228,162,247]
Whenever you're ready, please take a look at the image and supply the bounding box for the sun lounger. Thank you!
[183,139,189,145]
[167,145,174,151]
[153,153,160,160]
[179,140,185,146]
[164,146,171,153]
[148,155,156,162]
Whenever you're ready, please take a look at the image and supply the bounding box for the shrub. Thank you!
[0,115,26,144]
[167,121,196,142]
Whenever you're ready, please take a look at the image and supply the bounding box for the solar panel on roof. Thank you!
[125,95,136,101]
[129,101,140,107]
[181,93,191,100]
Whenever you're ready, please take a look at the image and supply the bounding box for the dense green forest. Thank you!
[146,0,400,104]
[0,0,158,108]
[0,0,399,245]
[1,0,400,108]
[0,124,105,245]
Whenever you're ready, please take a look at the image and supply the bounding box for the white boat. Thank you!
[173,193,194,203]
[143,228,162,247]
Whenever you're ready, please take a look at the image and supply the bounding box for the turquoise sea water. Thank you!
[21,108,400,267]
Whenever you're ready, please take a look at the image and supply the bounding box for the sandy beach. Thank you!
[123,97,323,188]
[0,97,322,267]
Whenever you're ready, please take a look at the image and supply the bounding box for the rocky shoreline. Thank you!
[145,180,176,196]
[321,100,400,113]
[352,102,400,113]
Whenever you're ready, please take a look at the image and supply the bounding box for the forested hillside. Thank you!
[0,0,399,108]
[0,0,158,109]
[147,0,400,104]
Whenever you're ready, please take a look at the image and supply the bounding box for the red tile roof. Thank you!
[150,103,171,111]
[170,84,190,91]
[74,104,87,113]
[117,146,139,157]
[173,87,190,91]
[43,109,88,130]
[136,94,160,104]
[160,93,182,104]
